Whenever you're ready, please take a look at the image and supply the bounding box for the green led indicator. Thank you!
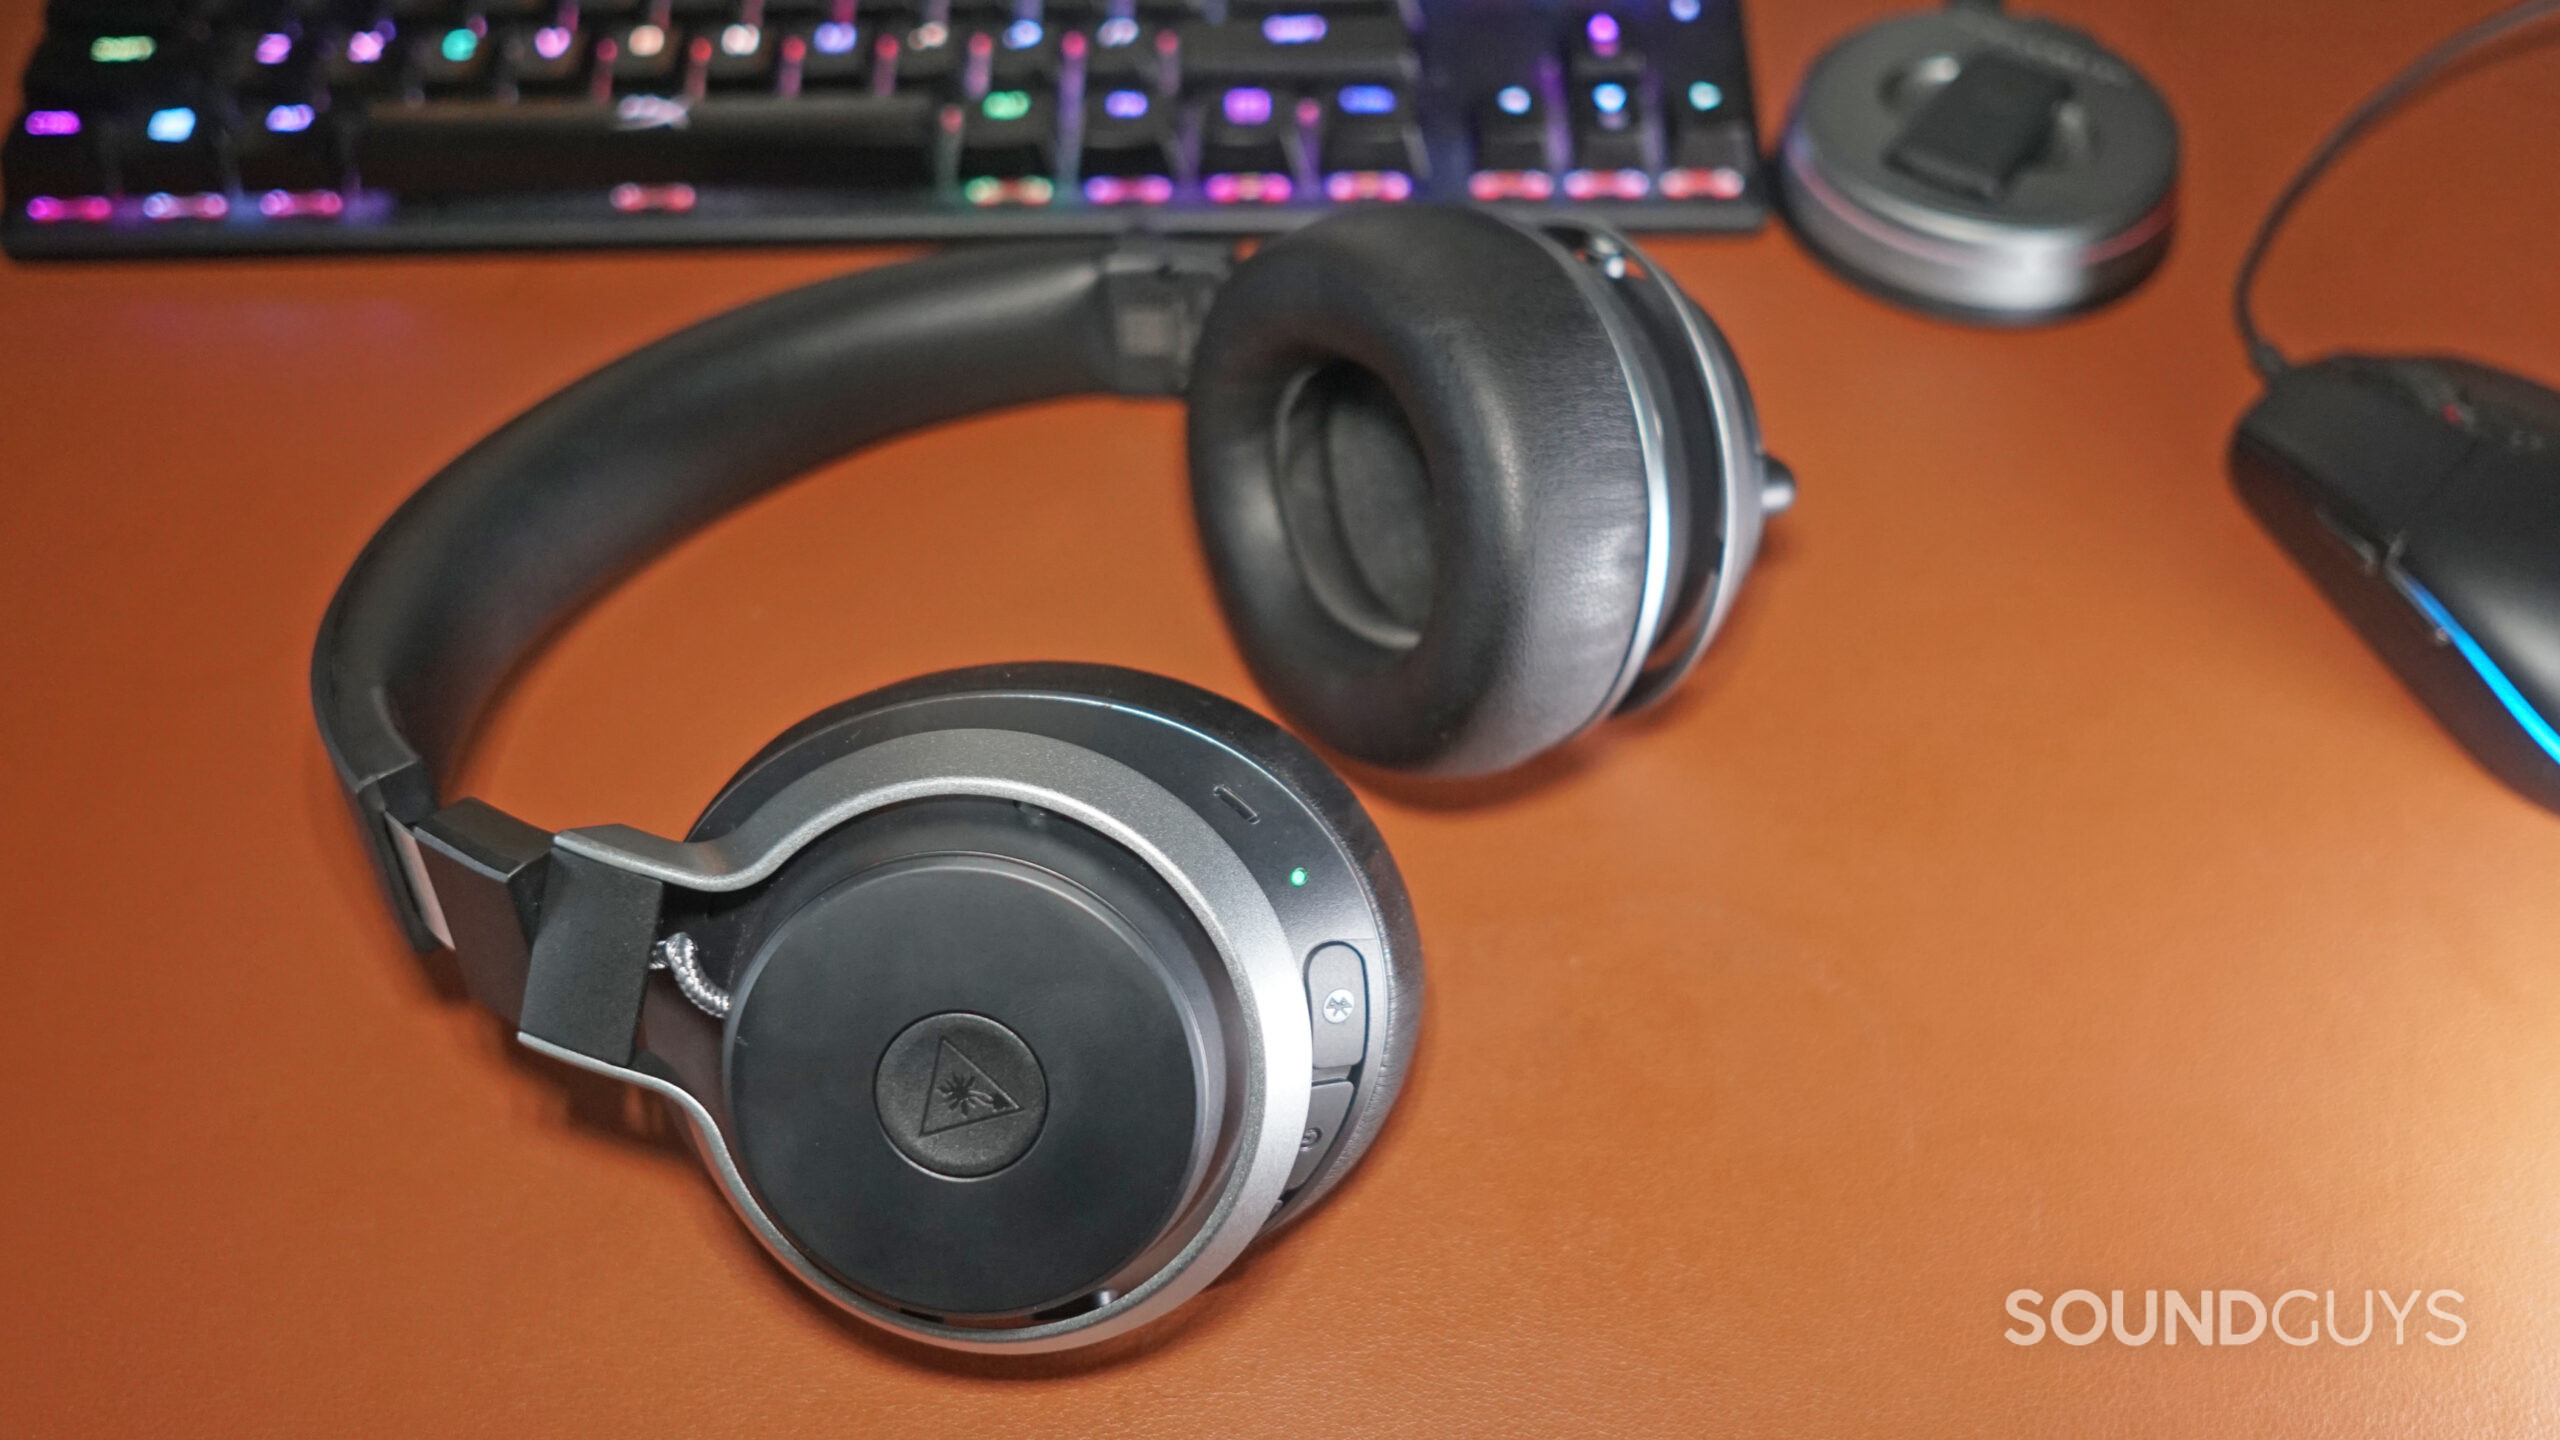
[90,34,156,62]
[1288,867,1308,887]
[441,27,478,61]
[982,89,1031,121]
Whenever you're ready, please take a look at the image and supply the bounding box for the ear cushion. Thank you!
[1187,207,1676,777]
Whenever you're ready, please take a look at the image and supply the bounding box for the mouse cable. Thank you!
[2234,0,2560,381]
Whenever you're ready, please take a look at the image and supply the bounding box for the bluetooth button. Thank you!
[1304,942,1367,1071]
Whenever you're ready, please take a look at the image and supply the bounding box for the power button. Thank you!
[1288,1079,1356,1190]
[1304,943,1367,1072]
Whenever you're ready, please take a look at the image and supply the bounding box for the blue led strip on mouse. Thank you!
[2390,572,2560,766]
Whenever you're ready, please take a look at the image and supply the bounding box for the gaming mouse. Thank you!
[2226,0,2560,813]
[2232,355,2560,812]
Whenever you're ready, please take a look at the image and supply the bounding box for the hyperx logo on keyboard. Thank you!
[614,96,691,131]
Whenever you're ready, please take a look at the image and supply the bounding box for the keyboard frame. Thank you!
[4,0,1768,260]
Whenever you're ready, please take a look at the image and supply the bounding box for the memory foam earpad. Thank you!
[1187,207,1666,777]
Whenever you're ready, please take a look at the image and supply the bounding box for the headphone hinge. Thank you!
[413,800,556,1026]
[1097,238,1232,398]
[518,848,665,1067]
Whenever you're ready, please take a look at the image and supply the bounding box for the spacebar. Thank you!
[356,97,939,193]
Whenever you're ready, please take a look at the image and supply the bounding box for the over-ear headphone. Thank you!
[313,206,1789,1353]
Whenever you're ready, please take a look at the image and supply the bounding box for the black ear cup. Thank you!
[1187,206,1765,776]
[641,663,1420,1341]
[1187,202,1792,773]
[713,794,1223,1318]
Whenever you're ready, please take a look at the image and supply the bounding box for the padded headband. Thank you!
[314,238,1232,946]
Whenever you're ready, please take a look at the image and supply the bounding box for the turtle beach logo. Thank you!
[921,1039,1022,1135]
[2005,1289,2467,1347]
[873,1012,1049,1179]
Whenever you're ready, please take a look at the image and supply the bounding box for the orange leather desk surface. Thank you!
[6,1,2560,1433]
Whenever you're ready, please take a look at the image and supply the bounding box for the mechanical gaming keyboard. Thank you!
[2,0,1763,258]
